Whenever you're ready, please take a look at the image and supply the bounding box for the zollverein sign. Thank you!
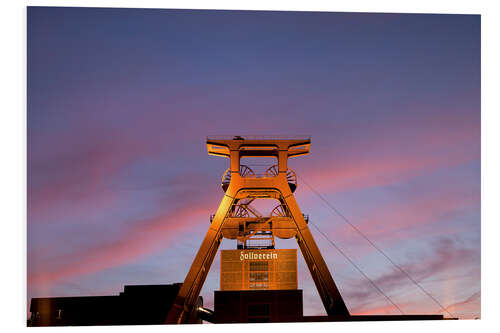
[220,249,297,291]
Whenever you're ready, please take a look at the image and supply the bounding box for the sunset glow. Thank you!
[27,7,480,320]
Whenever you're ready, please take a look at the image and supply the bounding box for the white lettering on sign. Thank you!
[240,251,278,261]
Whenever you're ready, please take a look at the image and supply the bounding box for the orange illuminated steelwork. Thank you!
[166,136,350,324]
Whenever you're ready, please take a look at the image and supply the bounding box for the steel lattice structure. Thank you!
[165,136,350,324]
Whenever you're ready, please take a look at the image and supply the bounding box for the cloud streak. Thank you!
[344,237,479,318]
[333,188,479,245]
[439,291,480,319]
[295,109,479,195]
[28,205,211,286]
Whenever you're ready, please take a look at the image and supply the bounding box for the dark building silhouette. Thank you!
[29,283,445,326]
[213,289,445,323]
[214,289,303,323]
[29,283,202,326]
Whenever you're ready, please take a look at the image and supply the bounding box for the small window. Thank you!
[249,261,268,271]
[249,261,269,289]
[249,272,268,282]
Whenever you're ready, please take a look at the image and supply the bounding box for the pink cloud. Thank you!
[28,205,212,287]
[342,237,479,318]
[352,302,410,315]
[438,291,480,319]
[299,147,476,197]
[28,135,157,221]
[333,189,478,244]
[295,109,479,195]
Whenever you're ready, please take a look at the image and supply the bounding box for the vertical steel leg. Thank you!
[165,193,236,324]
[283,194,350,316]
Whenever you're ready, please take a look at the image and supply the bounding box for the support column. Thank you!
[165,190,236,323]
[277,150,288,173]
[283,193,350,316]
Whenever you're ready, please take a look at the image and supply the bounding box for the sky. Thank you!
[27,7,480,320]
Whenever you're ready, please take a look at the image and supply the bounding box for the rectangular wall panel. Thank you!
[220,249,297,290]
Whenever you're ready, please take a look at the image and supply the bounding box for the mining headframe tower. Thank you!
[166,135,446,324]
